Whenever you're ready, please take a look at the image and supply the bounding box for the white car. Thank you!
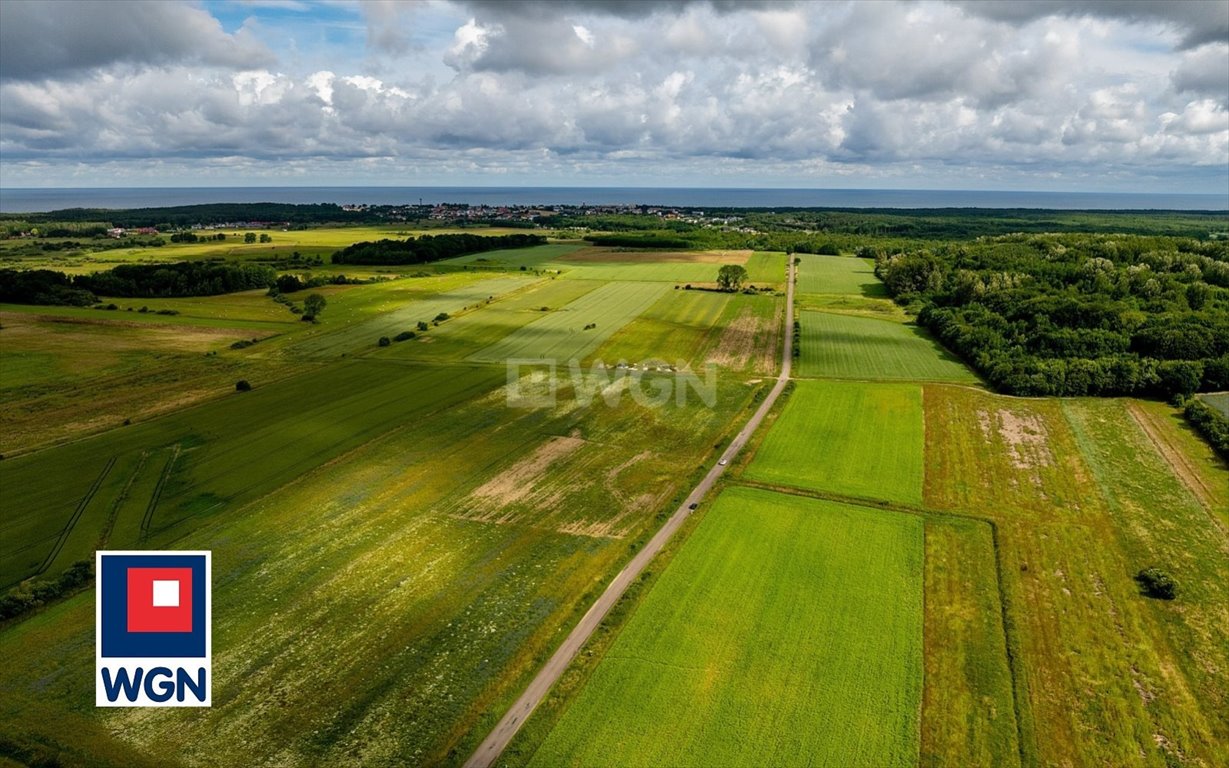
[718,459,727,466]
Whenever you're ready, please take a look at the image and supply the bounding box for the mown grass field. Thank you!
[592,289,781,374]
[287,274,534,358]
[795,253,885,297]
[922,517,1020,768]
[467,281,670,364]
[925,384,1229,767]
[519,486,924,768]
[744,380,924,504]
[797,310,978,382]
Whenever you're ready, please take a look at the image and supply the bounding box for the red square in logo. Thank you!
[127,567,193,633]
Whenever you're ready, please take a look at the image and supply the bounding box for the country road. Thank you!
[463,260,797,768]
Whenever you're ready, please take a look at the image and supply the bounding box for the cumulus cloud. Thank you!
[0,0,274,81]
[0,0,1225,191]
[1171,43,1229,106]
[957,0,1229,49]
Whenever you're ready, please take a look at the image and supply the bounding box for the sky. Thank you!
[0,0,1226,192]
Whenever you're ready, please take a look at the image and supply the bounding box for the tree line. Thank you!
[331,233,546,265]
[0,262,276,305]
[874,233,1229,398]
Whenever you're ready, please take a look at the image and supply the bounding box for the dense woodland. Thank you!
[0,262,275,304]
[873,234,1229,398]
[331,232,546,264]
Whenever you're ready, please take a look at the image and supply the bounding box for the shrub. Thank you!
[433,312,450,322]
[235,379,252,392]
[0,560,93,622]
[1136,567,1177,600]
[417,321,429,331]
[378,336,391,347]
[393,331,416,342]
[1184,398,1229,459]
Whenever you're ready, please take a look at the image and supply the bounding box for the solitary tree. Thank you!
[303,293,327,318]
[244,232,257,244]
[717,264,749,291]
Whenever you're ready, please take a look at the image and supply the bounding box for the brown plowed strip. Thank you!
[1126,402,1223,531]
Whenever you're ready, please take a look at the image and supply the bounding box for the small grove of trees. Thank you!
[170,232,227,243]
[78,262,275,299]
[0,560,92,621]
[717,264,749,291]
[332,233,546,265]
[0,269,96,306]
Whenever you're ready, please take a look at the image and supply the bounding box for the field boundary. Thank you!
[1125,401,1225,538]
[35,456,115,575]
[732,477,1032,766]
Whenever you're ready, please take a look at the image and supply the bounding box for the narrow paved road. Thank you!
[463,262,796,768]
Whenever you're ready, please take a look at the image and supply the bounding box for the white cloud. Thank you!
[0,0,274,81]
[0,0,1225,192]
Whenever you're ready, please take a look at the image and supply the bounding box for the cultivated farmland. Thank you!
[797,310,977,382]
[795,252,885,297]
[467,281,670,364]
[3,215,1227,768]
[744,379,925,504]
[518,486,924,768]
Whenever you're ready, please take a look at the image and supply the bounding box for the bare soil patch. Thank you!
[706,307,762,371]
[468,436,586,510]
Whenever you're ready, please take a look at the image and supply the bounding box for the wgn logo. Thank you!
[96,551,211,707]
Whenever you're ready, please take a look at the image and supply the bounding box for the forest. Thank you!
[0,262,276,304]
[873,233,1229,398]
[331,232,546,264]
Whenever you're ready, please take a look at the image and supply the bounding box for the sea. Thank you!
[1,186,1226,213]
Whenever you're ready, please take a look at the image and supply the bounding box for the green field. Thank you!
[1199,391,1229,418]
[797,310,978,382]
[924,385,1229,766]
[522,486,924,768]
[0,375,752,765]
[468,281,670,363]
[922,517,1020,767]
[795,253,885,296]
[592,290,781,373]
[4,227,1228,768]
[744,380,925,504]
[0,243,775,766]
[0,361,502,587]
[287,274,534,358]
